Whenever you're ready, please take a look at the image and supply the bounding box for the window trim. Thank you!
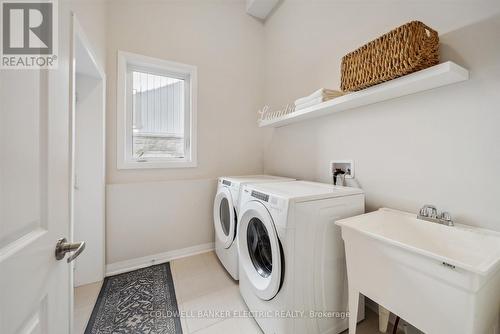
[116,50,197,169]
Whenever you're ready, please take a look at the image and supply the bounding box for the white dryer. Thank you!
[238,181,366,334]
[214,175,294,280]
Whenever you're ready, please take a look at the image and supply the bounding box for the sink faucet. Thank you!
[418,204,454,226]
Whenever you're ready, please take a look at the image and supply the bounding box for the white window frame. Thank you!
[116,50,197,169]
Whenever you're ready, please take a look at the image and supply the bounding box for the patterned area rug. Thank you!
[85,263,182,334]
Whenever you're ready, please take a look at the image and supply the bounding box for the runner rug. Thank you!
[85,262,182,334]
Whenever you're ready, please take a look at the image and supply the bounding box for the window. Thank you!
[117,51,197,169]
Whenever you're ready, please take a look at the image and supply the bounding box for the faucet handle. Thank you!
[439,211,453,225]
[419,204,437,218]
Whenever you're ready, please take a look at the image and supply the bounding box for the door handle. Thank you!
[55,238,86,263]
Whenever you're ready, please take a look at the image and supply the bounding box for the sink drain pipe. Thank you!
[393,316,400,334]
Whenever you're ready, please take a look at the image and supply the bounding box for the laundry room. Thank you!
[1,0,500,334]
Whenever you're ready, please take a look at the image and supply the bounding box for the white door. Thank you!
[0,5,74,334]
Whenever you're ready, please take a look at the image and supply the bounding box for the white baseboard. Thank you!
[105,242,214,276]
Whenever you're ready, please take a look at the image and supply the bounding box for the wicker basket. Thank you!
[341,21,439,92]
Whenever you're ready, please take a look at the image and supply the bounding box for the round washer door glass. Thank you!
[213,187,236,249]
[238,200,282,301]
[219,198,231,236]
[247,218,272,278]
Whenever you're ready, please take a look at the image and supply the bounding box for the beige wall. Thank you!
[263,1,500,231]
[104,0,266,265]
[106,179,216,265]
[96,0,500,266]
[106,0,266,184]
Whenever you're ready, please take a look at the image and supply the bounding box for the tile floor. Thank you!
[74,281,102,334]
[74,251,399,334]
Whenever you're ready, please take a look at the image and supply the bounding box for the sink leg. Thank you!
[379,305,390,333]
[349,288,359,334]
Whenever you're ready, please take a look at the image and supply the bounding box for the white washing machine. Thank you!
[238,181,366,334]
[213,175,295,280]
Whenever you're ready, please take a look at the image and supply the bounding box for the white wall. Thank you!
[68,0,107,71]
[105,0,266,266]
[263,1,500,231]
[64,1,108,280]
[74,73,105,286]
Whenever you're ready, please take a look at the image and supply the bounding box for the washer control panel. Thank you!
[251,190,269,202]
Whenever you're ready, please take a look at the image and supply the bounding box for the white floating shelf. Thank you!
[259,61,469,128]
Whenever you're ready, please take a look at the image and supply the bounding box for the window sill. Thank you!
[117,159,197,170]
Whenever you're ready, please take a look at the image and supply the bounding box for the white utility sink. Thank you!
[336,208,500,334]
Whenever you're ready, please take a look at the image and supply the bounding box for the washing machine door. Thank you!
[214,187,237,248]
[239,200,282,301]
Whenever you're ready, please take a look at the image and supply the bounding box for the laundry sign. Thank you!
[1,0,58,69]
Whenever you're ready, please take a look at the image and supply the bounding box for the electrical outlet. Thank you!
[331,160,354,179]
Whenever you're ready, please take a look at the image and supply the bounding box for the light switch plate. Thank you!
[331,160,354,179]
